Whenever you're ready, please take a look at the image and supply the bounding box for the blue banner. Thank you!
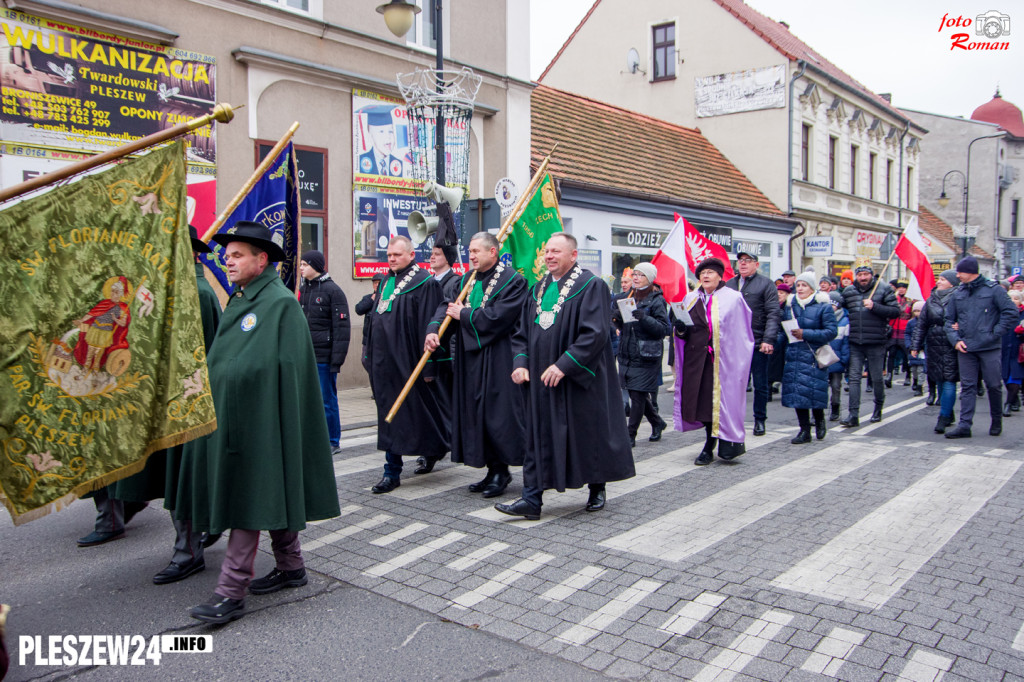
[201,143,299,293]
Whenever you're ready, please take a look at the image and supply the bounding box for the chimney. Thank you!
[879,93,892,103]
[778,20,789,29]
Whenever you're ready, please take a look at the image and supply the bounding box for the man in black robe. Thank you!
[425,232,527,498]
[369,236,449,493]
[497,232,635,520]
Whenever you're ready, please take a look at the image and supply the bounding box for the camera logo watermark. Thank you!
[939,10,1011,50]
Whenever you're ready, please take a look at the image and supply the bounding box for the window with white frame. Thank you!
[258,0,322,18]
[409,0,438,50]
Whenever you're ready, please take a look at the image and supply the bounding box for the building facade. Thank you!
[539,0,925,278]
[0,0,532,387]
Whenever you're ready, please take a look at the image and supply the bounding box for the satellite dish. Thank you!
[626,48,642,74]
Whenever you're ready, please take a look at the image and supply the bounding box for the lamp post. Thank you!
[936,132,1006,261]
[377,0,446,187]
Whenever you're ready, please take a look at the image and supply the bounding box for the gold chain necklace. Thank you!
[376,267,420,314]
[535,264,582,329]
[479,263,506,309]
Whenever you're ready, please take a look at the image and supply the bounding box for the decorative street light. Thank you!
[377,0,447,186]
[936,132,1006,260]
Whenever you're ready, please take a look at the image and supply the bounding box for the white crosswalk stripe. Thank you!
[450,552,554,608]
[772,454,1020,608]
[556,578,663,646]
[375,465,484,499]
[691,610,793,681]
[334,452,385,477]
[302,513,391,551]
[446,542,510,571]
[307,503,360,526]
[469,431,791,526]
[800,627,866,676]
[896,650,953,681]
[540,565,608,602]
[364,531,466,577]
[602,442,895,561]
[659,592,726,637]
[369,522,429,546]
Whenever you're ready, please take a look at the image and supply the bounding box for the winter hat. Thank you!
[776,283,792,293]
[828,291,844,307]
[632,261,658,284]
[694,258,726,278]
[840,269,854,282]
[956,256,979,274]
[302,249,325,274]
[912,301,925,313]
[439,244,459,266]
[796,271,818,291]
[940,270,957,286]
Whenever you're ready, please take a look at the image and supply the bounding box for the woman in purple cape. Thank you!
[672,258,754,465]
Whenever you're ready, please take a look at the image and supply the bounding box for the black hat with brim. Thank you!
[211,220,287,262]
[189,224,212,254]
[694,257,726,278]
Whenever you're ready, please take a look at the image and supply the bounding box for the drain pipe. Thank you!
[787,60,808,272]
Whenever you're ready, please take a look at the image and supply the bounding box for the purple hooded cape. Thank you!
[673,286,753,442]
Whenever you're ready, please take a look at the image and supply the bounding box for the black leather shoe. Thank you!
[190,595,245,624]
[467,474,491,493]
[926,392,937,406]
[585,489,606,512]
[371,476,400,494]
[913,385,923,396]
[990,421,1003,437]
[482,471,512,499]
[884,378,892,389]
[77,530,125,547]
[201,532,222,549]
[934,415,954,434]
[153,558,205,585]
[791,427,811,444]
[249,567,307,595]
[694,449,714,466]
[752,419,765,436]
[649,420,666,442]
[944,424,972,439]
[1003,402,1013,418]
[840,415,859,428]
[829,407,840,422]
[870,406,883,423]
[494,498,540,520]
[815,420,827,440]
[718,442,745,461]
[414,456,436,475]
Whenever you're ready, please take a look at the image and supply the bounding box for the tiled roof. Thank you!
[918,205,993,260]
[540,0,921,129]
[531,85,783,217]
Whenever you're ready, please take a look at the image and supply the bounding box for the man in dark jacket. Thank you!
[725,252,780,436]
[839,263,900,426]
[943,256,1019,438]
[355,273,386,384]
[299,250,351,453]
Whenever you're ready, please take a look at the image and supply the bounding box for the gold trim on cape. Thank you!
[710,294,722,437]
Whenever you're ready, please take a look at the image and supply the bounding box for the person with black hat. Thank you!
[943,256,1018,438]
[911,270,960,431]
[368,236,449,493]
[425,231,528,498]
[673,257,754,464]
[151,226,223,584]
[839,261,900,426]
[186,221,341,624]
[496,232,635,519]
[413,244,461,475]
[298,249,351,454]
[726,251,781,436]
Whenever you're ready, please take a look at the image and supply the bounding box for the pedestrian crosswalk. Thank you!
[312,395,1022,679]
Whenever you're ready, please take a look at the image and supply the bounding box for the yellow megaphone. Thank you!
[407,210,439,247]
[422,180,464,211]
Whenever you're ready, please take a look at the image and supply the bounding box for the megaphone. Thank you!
[422,181,464,211]
[407,210,439,247]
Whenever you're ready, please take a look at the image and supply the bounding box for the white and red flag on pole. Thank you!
[652,213,734,302]
[893,216,935,301]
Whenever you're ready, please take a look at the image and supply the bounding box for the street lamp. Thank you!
[936,132,1006,260]
[377,0,447,186]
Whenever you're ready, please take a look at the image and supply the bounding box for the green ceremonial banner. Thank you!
[499,173,564,284]
[0,141,217,525]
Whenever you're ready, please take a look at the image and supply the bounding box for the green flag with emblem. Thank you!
[499,173,563,284]
[0,141,217,525]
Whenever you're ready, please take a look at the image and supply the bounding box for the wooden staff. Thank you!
[201,121,300,242]
[868,246,899,299]
[385,146,559,423]
[0,103,238,204]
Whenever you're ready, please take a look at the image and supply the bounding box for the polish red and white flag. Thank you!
[652,213,734,302]
[893,216,935,301]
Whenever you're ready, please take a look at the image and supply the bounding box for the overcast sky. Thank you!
[529,0,1019,119]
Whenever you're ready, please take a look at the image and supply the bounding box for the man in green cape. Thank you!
[186,222,340,624]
